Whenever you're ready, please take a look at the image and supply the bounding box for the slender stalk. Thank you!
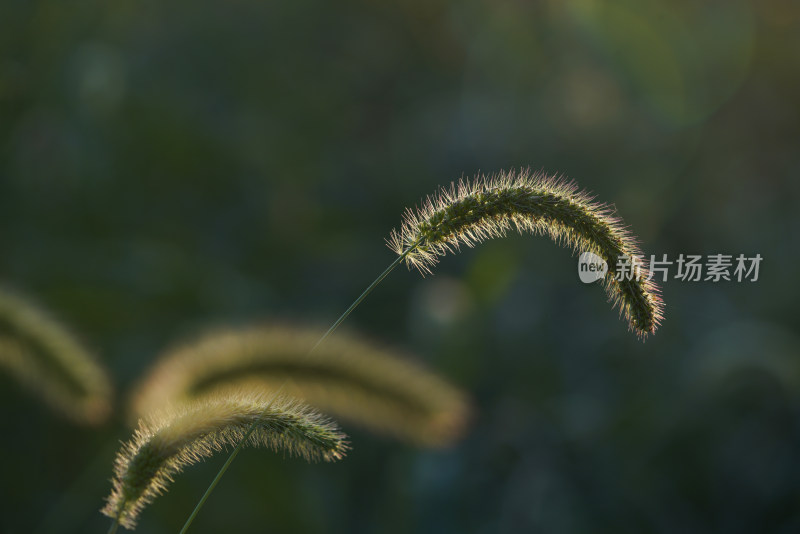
[177,385,285,534]
[178,249,412,533]
[311,251,409,353]
[106,509,122,534]
[177,448,239,534]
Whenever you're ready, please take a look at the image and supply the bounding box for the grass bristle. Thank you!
[387,168,664,337]
[103,391,348,529]
[129,325,470,447]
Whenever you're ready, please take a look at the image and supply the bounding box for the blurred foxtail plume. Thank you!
[0,287,112,425]
[129,325,470,447]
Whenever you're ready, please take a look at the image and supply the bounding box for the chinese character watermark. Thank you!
[578,253,762,284]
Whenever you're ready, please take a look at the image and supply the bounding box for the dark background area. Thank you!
[1,0,799,532]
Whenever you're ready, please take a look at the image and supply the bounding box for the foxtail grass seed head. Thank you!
[0,287,112,424]
[388,168,664,337]
[103,391,348,529]
[129,325,470,447]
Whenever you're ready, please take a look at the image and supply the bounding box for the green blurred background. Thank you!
[2,0,799,532]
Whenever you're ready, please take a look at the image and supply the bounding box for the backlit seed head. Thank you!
[388,169,663,337]
[103,391,348,529]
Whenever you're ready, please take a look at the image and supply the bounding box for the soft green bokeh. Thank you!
[1,0,798,532]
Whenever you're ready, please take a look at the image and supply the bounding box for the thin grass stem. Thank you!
[106,509,122,534]
[311,250,410,353]
[178,250,411,533]
[178,385,285,534]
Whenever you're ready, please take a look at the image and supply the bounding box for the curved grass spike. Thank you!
[129,325,470,447]
[0,287,112,424]
[102,391,348,530]
[174,167,664,532]
[388,168,664,337]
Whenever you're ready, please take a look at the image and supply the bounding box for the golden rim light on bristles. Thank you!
[129,325,470,447]
[103,392,348,529]
[388,168,664,337]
